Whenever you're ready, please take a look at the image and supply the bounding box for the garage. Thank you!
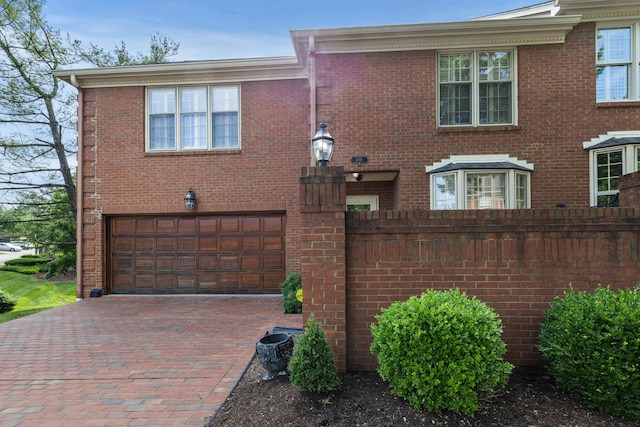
[107,213,286,294]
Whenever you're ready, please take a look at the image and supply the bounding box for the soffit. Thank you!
[555,0,640,21]
[53,57,307,88]
[290,16,581,67]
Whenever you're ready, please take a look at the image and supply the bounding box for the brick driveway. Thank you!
[0,295,301,426]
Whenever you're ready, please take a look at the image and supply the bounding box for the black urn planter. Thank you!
[256,333,294,380]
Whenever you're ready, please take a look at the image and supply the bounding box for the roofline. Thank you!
[56,14,583,88]
[54,56,307,88]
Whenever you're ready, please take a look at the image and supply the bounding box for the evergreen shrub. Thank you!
[370,289,512,415]
[538,285,640,421]
[280,273,302,314]
[289,315,341,392]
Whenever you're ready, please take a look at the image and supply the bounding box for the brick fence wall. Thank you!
[301,167,640,372]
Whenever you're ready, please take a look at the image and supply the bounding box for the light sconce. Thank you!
[311,120,334,166]
[352,173,363,181]
[184,188,196,210]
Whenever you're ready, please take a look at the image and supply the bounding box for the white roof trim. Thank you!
[583,130,640,149]
[425,154,534,173]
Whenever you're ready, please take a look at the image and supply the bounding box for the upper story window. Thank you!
[583,131,640,206]
[438,50,515,127]
[596,24,639,101]
[147,85,239,151]
[425,155,533,210]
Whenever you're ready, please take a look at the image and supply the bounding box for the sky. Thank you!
[43,0,543,63]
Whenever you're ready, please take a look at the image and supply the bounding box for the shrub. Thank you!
[0,264,42,275]
[370,289,513,416]
[289,315,341,392]
[4,256,50,266]
[0,289,17,314]
[45,251,76,279]
[280,273,302,314]
[538,285,640,421]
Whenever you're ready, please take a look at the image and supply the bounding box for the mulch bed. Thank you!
[208,355,639,427]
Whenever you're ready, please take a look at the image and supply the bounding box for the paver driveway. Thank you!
[0,295,301,426]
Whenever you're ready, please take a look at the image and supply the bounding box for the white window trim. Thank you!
[145,85,241,152]
[346,195,379,211]
[596,21,640,103]
[426,155,533,210]
[437,49,518,128]
[584,131,640,206]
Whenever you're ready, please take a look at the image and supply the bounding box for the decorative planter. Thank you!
[256,333,294,380]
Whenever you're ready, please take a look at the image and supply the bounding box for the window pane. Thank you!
[515,173,528,209]
[434,174,456,210]
[213,112,239,148]
[440,84,471,125]
[479,82,512,124]
[181,113,207,149]
[180,87,207,113]
[479,52,512,81]
[597,65,629,100]
[596,150,623,194]
[149,89,175,113]
[212,86,239,111]
[467,172,506,209]
[597,28,631,64]
[149,115,175,150]
[439,53,472,83]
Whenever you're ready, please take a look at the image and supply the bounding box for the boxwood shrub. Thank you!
[280,273,302,314]
[538,285,640,421]
[370,288,512,416]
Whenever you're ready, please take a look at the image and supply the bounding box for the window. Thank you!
[346,195,379,212]
[426,155,533,210]
[147,86,239,151]
[584,132,640,206]
[596,24,639,101]
[438,50,515,127]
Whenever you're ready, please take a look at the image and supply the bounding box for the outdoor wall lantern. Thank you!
[311,120,334,166]
[184,188,196,210]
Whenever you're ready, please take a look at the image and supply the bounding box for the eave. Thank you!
[291,15,581,67]
[556,0,640,21]
[53,56,307,88]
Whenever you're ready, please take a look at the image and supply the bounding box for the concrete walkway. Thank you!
[0,295,301,426]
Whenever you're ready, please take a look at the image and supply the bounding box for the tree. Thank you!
[0,0,179,271]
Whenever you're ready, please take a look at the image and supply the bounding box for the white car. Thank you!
[0,242,22,252]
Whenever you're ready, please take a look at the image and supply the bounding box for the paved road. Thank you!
[0,248,36,265]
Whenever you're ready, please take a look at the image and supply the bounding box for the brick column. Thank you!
[619,171,640,207]
[299,166,347,372]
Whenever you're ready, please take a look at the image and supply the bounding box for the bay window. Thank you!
[426,155,533,210]
[596,23,640,101]
[438,50,515,127]
[147,85,240,151]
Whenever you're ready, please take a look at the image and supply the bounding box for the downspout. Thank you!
[309,36,317,164]
[70,75,84,300]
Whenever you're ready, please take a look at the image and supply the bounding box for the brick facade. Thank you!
[301,167,640,371]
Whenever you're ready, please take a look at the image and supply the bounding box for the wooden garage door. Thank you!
[108,214,286,294]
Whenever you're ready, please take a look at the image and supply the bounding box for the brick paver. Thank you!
[0,295,301,426]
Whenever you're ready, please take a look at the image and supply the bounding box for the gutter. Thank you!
[70,75,84,300]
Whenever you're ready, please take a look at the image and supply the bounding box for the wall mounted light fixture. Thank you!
[311,120,334,166]
[184,188,196,210]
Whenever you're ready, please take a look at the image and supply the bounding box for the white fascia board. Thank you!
[583,130,640,149]
[425,154,535,173]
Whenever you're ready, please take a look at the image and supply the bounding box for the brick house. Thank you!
[54,0,640,300]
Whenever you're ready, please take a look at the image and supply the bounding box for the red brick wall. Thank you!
[345,208,640,371]
[79,79,310,295]
[620,172,640,207]
[315,22,640,211]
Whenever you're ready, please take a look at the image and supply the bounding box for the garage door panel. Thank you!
[135,218,155,234]
[156,256,175,270]
[219,255,239,270]
[157,238,176,252]
[110,214,285,294]
[178,237,196,252]
[199,254,217,270]
[136,238,154,252]
[264,236,283,251]
[135,256,153,270]
[177,256,196,270]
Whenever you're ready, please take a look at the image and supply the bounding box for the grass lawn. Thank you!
[0,271,76,324]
